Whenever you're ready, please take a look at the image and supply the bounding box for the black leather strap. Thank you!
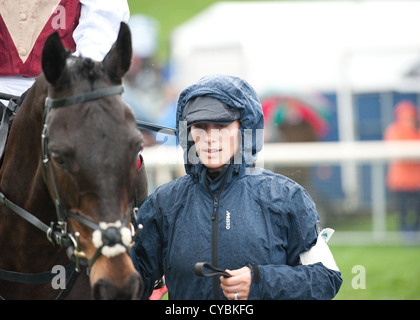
[0,191,50,234]
[194,262,232,278]
[0,91,26,161]
[45,85,124,109]
[0,93,19,101]
[136,120,176,136]
[0,262,75,284]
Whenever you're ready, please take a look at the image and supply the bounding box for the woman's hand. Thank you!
[220,266,251,300]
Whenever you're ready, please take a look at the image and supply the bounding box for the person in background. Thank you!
[0,0,130,105]
[123,14,163,147]
[131,74,342,300]
[384,100,420,234]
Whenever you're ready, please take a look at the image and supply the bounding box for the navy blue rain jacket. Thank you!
[131,74,342,299]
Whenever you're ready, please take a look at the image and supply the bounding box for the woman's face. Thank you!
[190,120,240,173]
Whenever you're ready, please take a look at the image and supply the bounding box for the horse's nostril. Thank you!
[92,272,143,300]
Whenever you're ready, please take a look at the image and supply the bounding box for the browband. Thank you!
[45,85,124,109]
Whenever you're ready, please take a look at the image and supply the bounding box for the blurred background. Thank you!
[126,0,420,299]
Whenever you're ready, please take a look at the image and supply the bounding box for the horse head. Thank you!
[41,22,144,299]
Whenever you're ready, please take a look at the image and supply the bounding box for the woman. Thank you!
[131,74,342,299]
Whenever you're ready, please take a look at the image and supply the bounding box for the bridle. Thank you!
[42,84,145,270]
[0,84,143,283]
[0,80,179,297]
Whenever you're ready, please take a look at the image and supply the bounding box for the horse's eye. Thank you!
[50,151,67,168]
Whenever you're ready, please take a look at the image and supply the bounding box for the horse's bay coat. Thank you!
[131,74,342,299]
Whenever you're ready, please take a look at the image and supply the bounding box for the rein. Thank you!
[0,85,143,290]
[44,87,177,136]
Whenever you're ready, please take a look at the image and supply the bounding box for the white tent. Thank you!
[171,0,420,94]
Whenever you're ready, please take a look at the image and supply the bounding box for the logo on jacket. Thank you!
[226,210,231,230]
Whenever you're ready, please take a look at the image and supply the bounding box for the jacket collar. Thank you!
[191,158,247,195]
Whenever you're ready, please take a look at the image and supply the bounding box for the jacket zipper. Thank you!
[211,198,219,300]
[204,165,232,300]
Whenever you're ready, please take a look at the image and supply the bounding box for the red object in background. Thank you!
[136,155,142,170]
[261,93,331,141]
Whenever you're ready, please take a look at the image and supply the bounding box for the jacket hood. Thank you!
[176,74,264,175]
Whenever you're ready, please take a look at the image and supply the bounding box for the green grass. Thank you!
[331,245,420,300]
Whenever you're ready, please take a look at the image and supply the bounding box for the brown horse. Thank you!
[0,23,145,299]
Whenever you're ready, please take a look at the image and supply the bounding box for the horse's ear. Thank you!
[103,22,132,82]
[42,32,67,86]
